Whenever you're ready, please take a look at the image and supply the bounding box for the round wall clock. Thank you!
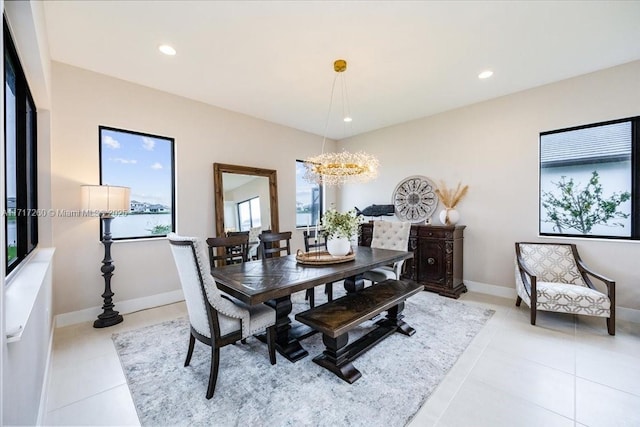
[392,175,439,223]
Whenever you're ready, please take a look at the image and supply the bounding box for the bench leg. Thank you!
[377,302,416,336]
[313,333,362,384]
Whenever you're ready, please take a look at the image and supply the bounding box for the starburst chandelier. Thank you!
[303,59,379,186]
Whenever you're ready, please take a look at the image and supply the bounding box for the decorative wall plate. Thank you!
[392,175,439,223]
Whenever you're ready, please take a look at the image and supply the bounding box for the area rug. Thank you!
[112,290,493,427]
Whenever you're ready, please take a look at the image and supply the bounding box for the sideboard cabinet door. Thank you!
[359,222,466,299]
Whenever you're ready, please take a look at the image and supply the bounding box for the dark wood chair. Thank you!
[168,233,276,399]
[258,231,292,259]
[303,229,334,307]
[226,231,249,237]
[206,235,249,269]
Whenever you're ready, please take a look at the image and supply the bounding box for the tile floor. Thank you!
[43,291,640,426]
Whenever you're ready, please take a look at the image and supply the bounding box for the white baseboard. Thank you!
[55,289,185,328]
[465,280,640,324]
[616,306,640,324]
[465,280,517,300]
[54,281,640,327]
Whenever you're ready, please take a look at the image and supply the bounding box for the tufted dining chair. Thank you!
[363,220,412,284]
[247,226,262,260]
[515,242,615,335]
[168,233,277,399]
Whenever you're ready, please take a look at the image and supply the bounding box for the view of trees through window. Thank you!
[295,160,323,228]
[539,118,637,239]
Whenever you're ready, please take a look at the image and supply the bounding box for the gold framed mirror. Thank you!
[213,163,279,237]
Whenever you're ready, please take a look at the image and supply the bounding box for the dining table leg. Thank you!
[265,296,309,362]
[343,273,365,293]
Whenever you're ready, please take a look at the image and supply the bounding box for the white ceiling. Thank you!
[42,1,640,139]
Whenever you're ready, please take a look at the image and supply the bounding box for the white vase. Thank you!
[439,208,460,225]
[326,237,351,256]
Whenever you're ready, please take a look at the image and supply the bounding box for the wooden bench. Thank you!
[295,279,424,383]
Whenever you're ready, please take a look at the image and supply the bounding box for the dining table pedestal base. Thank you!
[261,296,312,362]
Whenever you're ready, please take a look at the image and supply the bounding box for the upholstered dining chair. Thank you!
[363,220,412,284]
[168,233,277,399]
[303,229,334,307]
[206,234,250,269]
[247,226,262,260]
[258,231,292,259]
[515,242,615,335]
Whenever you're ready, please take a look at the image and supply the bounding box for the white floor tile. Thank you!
[485,320,576,374]
[576,378,640,427]
[45,384,139,426]
[576,344,640,396]
[468,347,575,419]
[46,352,127,411]
[43,296,640,427]
[436,378,574,427]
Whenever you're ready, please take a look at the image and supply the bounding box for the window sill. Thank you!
[5,247,55,343]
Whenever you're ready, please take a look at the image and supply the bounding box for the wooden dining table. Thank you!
[211,246,414,362]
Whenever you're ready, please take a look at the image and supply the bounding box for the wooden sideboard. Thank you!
[359,222,467,298]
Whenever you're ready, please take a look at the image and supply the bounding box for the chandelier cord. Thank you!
[320,73,340,155]
[341,72,351,136]
[302,59,379,186]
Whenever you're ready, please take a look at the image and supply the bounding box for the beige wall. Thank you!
[338,60,640,310]
[50,62,336,315]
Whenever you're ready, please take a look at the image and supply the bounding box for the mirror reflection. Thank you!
[213,163,279,239]
[222,173,270,233]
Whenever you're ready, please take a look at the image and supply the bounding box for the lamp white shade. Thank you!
[81,185,131,212]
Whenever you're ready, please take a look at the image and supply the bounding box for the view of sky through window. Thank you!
[100,127,174,239]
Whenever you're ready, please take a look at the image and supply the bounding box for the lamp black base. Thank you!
[93,312,124,328]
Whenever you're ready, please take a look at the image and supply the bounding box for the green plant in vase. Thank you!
[321,208,362,256]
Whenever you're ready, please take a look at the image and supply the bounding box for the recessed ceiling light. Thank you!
[478,70,493,79]
[343,116,353,123]
[158,44,176,56]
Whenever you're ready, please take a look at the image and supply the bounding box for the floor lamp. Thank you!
[81,185,131,328]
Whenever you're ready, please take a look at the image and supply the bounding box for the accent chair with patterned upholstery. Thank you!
[168,233,277,399]
[363,220,412,284]
[515,242,615,335]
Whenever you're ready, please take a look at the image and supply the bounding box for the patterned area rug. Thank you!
[113,290,493,427]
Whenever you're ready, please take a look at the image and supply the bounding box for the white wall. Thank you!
[338,60,640,310]
[50,62,336,316]
[2,1,54,424]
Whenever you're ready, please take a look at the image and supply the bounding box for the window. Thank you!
[539,117,639,239]
[99,126,175,239]
[237,196,261,231]
[296,160,323,228]
[4,18,38,274]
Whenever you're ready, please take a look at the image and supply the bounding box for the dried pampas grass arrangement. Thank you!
[435,181,469,209]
